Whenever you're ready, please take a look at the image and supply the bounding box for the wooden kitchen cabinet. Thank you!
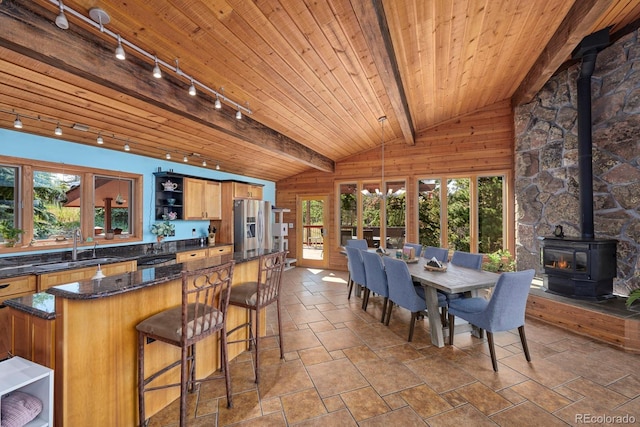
[10,308,55,369]
[176,245,232,264]
[37,260,137,291]
[184,178,221,220]
[232,182,263,200]
[0,275,36,359]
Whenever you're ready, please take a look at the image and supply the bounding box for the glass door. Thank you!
[298,195,328,267]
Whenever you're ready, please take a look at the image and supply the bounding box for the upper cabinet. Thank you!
[232,182,263,200]
[184,178,221,220]
[154,172,221,221]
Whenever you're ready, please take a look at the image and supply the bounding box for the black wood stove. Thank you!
[540,29,617,300]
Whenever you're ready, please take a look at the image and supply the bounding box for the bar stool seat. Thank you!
[227,251,286,384]
[137,261,235,427]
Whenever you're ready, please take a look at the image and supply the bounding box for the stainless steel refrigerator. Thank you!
[234,200,272,253]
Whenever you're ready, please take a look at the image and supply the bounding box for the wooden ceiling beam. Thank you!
[353,0,415,145]
[511,0,613,106]
[0,2,335,173]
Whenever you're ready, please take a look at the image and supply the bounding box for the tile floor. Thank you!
[149,267,640,426]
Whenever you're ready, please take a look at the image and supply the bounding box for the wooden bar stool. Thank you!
[136,261,235,427]
[226,251,286,383]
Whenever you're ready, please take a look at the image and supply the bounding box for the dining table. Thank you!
[406,257,500,347]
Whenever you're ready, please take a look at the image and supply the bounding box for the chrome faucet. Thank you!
[72,228,82,261]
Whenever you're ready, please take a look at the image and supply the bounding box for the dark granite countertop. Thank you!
[3,248,276,320]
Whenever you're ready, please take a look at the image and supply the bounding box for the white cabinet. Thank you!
[0,356,53,427]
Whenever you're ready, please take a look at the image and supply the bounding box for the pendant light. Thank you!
[55,1,69,30]
[13,114,22,129]
[188,79,196,96]
[54,122,63,136]
[115,35,126,60]
[214,96,222,109]
[152,56,162,79]
[96,132,104,144]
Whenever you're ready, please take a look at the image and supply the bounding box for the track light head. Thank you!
[183,155,188,162]
[188,80,196,96]
[214,96,222,109]
[13,114,22,129]
[202,160,207,167]
[54,122,62,136]
[124,143,130,151]
[236,109,242,120]
[115,35,126,60]
[165,152,171,160]
[153,56,162,79]
[96,133,104,144]
[55,1,69,30]
[216,163,220,170]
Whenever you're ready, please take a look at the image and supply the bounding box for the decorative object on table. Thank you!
[424,257,447,272]
[0,220,24,247]
[162,180,178,191]
[105,230,115,240]
[150,215,175,240]
[402,246,416,262]
[208,226,217,246]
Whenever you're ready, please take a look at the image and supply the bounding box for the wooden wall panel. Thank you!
[276,101,515,270]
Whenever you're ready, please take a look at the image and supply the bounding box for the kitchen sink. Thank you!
[31,257,123,271]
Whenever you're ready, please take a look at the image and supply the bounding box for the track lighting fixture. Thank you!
[153,56,162,79]
[236,109,242,120]
[54,122,62,136]
[124,143,130,151]
[202,160,207,167]
[165,152,171,160]
[115,35,125,60]
[214,96,222,110]
[13,114,22,129]
[96,132,104,144]
[55,1,69,30]
[188,79,196,96]
[183,155,188,162]
[216,163,221,170]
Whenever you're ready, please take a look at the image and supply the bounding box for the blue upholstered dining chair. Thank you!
[346,239,369,250]
[382,256,427,342]
[451,251,483,270]
[403,243,423,258]
[422,246,449,263]
[448,269,536,372]
[361,250,389,323]
[345,246,367,300]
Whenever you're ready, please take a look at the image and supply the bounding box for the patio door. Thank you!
[297,195,328,267]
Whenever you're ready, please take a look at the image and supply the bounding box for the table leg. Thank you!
[424,286,444,347]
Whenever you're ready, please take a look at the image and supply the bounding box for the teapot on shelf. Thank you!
[162,180,178,191]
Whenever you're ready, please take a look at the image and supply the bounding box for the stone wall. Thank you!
[514,31,640,296]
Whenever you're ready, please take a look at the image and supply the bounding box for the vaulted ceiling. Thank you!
[1,0,639,182]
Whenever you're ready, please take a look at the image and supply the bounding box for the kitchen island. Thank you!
[5,249,272,426]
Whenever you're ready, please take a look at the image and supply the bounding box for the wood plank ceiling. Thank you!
[0,0,639,182]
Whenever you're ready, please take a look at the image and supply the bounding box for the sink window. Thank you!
[0,155,143,250]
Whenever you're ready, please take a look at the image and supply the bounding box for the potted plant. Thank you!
[483,249,515,273]
[150,216,175,241]
[625,288,640,311]
[0,220,24,247]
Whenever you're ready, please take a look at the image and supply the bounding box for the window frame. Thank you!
[0,155,143,252]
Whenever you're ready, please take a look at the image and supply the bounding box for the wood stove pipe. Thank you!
[572,29,610,239]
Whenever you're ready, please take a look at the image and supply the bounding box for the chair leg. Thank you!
[277,299,285,360]
[384,301,393,326]
[448,313,455,345]
[518,325,531,362]
[487,332,498,372]
[347,279,354,300]
[220,328,233,408]
[254,307,261,384]
[408,312,417,342]
[380,297,388,323]
[440,306,448,327]
[362,288,370,310]
[137,332,146,427]
[180,340,189,426]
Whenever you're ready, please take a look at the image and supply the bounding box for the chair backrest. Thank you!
[346,239,368,250]
[451,251,483,270]
[482,269,535,332]
[422,246,448,263]
[382,257,426,312]
[403,243,423,258]
[345,246,366,286]
[361,250,388,297]
[256,251,287,307]
[181,260,235,345]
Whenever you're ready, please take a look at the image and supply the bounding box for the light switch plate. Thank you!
[289,223,294,228]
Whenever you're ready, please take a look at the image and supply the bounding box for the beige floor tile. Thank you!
[291,408,358,426]
[306,358,369,397]
[281,388,327,424]
[489,401,568,426]
[608,374,640,399]
[398,384,453,418]
[356,358,423,396]
[282,328,322,351]
[375,343,424,362]
[404,356,476,393]
[343,345,381,364]
[315,327,365,352]
[257,359,314,399]
[340,386,390,421]
[227,411,287,427]
[307,319,336,333]
[454,381,512,416]
[299,346,333,365]
[287,307,328,325]
[508,379,573,412]
[358,405,427,426]
[323,395,346,412]
[426,403,496,427]
[217,389,262,426]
